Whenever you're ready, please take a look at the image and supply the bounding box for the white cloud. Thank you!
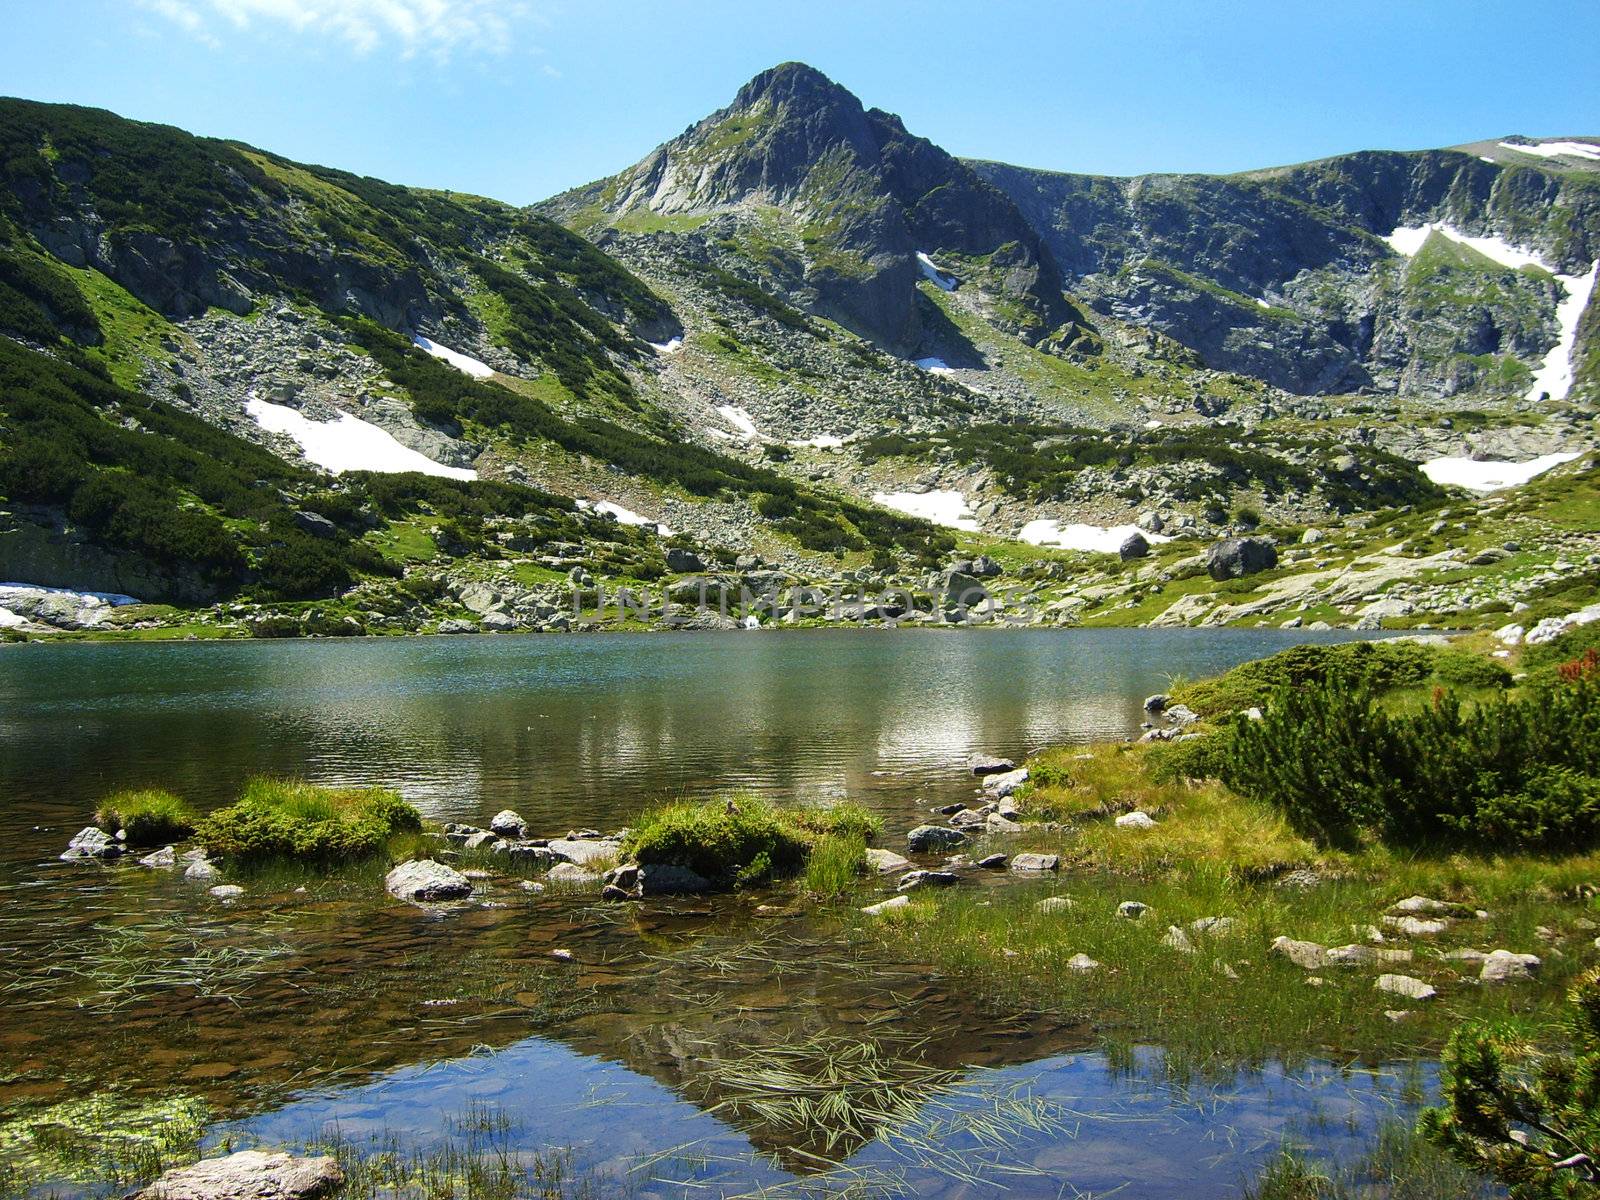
[140,0,531,58]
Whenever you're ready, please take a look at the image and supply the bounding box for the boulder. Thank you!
[986,813,1023,833]
[1143,694,1170,713]
[292,510,339,539]
[1036,896,1076,913]
[385,859,472,903]
[982,768,1029,797]
[208,884,245,901]
[61,826,123,860]
[1375,974,1437,1001]
[1066,953,1101,973]
[437,619,477,635]
[488,809,529,838]
[864,848,912,873]
[184,859,219,882]
[968,754,1016,776]
[1204,537,1278,581]
[139,846,177,869]
[1162,925,1195,954]
[665,547,706,573]
[547,863,601,885]
[546,837,622,865]
[130,1151,343,1200]
[977,853,1009,869]
[1117,901,1149,920]
[637,863,711,895]
[1118,531,1150,561]
[1010,853,1060,873]
[907,825,967,853]
[1190,916,1236,937]
[1479,949,1541,984]
[897,869,961,892]
[1270,937,1328,969]
[1383,915,1450,937]
[861,895,911,916]
[1115,811,1157,830]
[462,830,500,851]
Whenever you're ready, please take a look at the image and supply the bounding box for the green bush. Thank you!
[1224,675,1600,850]
[621,795,881,888]
[1179,640,1440,716]
[94,789,196,847]
[194,778,421,865]
[1145,728,1238,783]
[1421,967,1600,1198]
[1431,649,1513,690]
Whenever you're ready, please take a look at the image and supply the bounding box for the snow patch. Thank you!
[411,335,494,379]
[1018,521,1173,554]
[246,399,477,480]
[1420,452,1581,492]
[715,404,761,441]
[649,336,684,355]
[916,252,957,291]
[790,434,845,450]
[0,582,141,606]
[576,499,674,537]
[913,356,955,375]
[871,490,978,531]
[1382,223,1596,401]
[0,608,24,629]
[1498,140,1600,162]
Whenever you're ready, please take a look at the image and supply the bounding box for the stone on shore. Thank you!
[1479,949,1541,984]
[1010,853,1060,873]
[1375,974,1436,1001]
[968,754,1015,776]
[862,895,911,916]
[489,809,528,838]
[982,768,1030,797]
[864,848,912,874]
[897,869,960,893]
[130,1151,343,1200]
[385,859,472,903]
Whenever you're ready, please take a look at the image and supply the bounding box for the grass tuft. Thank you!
[193,778,421,867]
[93,789,196,847]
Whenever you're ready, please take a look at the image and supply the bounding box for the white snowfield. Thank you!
[1383,222,1597,402]
[871,490,978,531]
[1498,140,1600,162]
[913,356,956,375]
[916,252,957,291]
[1420,452,1581,493]
[411,335,495,379]
[715,404,762,441]
[649,336,684,355]
[246,399,477,481]
[576,499,674,537]
[0,583,140,629]
[790,434,845,450]
[1019,520,1172,554]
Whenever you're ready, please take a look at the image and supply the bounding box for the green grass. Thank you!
[1244,1121,1494,1200]
[93,789,197,847]
[193,778,422,867]
[802,832,868,898]
[621,793,882,888]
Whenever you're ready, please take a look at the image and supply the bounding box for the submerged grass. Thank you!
[1244,1120,1494,1200]
[860,739,1600,1073]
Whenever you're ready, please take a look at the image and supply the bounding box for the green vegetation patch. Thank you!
[193,778,422,866]
[93,789,196,847]
[621,794,881,888]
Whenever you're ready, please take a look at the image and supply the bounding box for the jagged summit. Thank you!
[547,62,1090,356]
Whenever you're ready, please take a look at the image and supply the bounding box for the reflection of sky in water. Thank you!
[221,1038,1430,1200]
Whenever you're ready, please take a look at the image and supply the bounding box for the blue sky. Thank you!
[5,1,1597,205]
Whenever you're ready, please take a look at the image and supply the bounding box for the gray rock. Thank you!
[1118,531,1151,561]
[292,510,339,539]
[907,825,967,853]
[1383,915,1450,937]
[130,1150,343,1200]
[636,863,711,895]
[1162,925,1196,953]
[385,859,472,903]
[1375,974,1437,1001]
[977,853,1009,869]
[546,837,622,865]
[1143,693,1170,713]
[547,862,601,885]
[666,547,706,573]
[1117,900,1149,920]
[184,859,219,882]
[208,885,245,900]
[1115,811,1157,830]
[862,895,911,916]
[1204,537,1278,581]
[864,847,912,873]
[982,767,1030,797]
[1190,916,1236,937]
[1066,953,1101,973]
[1271,936,1328,969]
[437,619,477,635]
[1010,852,1060,873]
[968,754,1016,776]
[1479,949,1541,984]
[1036,896,1076,913]
[480,612,517,632]
[61,826,123,860]
[489,809,529,838]
[139,846,177,869]
[897,869,961,892]
[986,813,1023,833]
[462,830,500,851]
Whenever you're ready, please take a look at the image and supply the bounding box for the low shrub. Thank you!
[621,795,881,888]
[1145,728,1238,784]
[194,778,421,865]
[1224,674,1600,850]
[1430,648,1512,690]
[94,789,196,847]
[1177,640,1439,716]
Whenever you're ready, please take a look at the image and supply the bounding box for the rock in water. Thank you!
[861,895,911,916]
[486,812,531,838]
[864,848,912,873]
[131,1150,343,1200]
[906,825,967,853]
[968,753,1016,776]
[61,826,123,860]
[1204,537,1278,581]
[385,859,472,903]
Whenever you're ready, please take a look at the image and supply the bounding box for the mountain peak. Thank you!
[731,62,852,111]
